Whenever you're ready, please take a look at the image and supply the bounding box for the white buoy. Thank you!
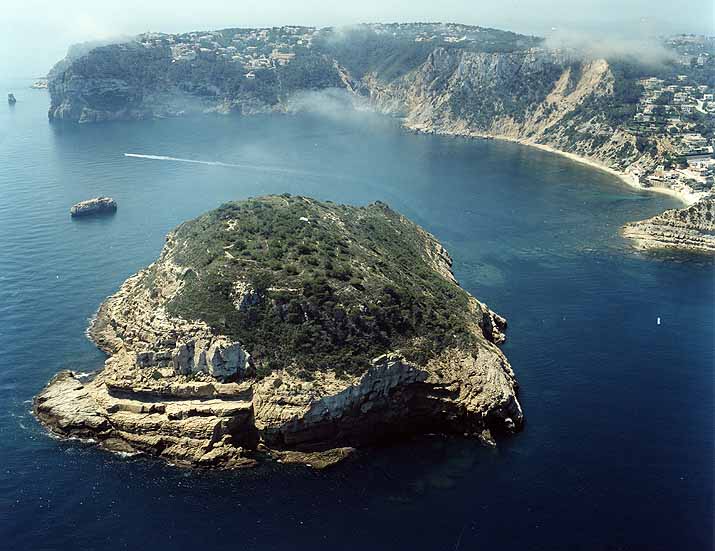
[657,317,661,325]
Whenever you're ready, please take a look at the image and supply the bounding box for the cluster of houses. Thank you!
[133,22,544,82]
[630,71,714,194]
[666,34,714,67]
[135,23,522,81]
[367,22,526,47]
[138,27,315,78]
[634,76,714,128]
[638,160,714,195]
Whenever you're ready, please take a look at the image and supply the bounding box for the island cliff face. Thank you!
[621,197,715,253]
[35,196,522,468]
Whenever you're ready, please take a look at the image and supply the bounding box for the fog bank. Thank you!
[1,0,711,77]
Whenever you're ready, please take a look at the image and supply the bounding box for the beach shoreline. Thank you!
[406,123,702,207]
[509,138,701,206]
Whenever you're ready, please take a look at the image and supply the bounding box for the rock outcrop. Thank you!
[70,197,117,217]
[35,196,523,469]
[621,196,715,253]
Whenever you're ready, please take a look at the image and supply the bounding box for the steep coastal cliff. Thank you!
[621,197,715,253]
[35,196,522,468]
[365,49,645,170]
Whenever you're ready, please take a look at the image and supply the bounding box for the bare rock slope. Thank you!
[35,196,523,469]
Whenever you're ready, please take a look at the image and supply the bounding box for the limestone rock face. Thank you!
[35,196,523,469]
[363,48,641,170]
[621,197,715,253]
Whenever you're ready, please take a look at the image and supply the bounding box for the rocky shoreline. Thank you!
[35,196,523,469]
[621,197,715,253]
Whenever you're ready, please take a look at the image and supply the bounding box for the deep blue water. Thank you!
[1,80,713,550]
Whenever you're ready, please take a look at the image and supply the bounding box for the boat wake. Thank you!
[123,153,321,177]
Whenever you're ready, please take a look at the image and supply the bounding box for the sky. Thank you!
[1,0,713,77]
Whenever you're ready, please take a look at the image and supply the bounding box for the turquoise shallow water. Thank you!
[1,80,713,550]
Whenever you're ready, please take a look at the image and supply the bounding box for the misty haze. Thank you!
[1,2,713,550]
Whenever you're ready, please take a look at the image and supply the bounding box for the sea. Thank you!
[1,78,712,550]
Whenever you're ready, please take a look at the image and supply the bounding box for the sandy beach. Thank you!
[408,123,701,207]
[512,139,701,206]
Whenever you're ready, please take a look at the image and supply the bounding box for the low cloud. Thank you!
[286,88,372,120]
[544,29,678,67]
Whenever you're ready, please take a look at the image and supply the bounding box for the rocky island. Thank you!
[622,197,715,253]
[35,195,522,469]
[70,197,117,217]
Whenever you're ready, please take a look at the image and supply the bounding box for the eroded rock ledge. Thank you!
[621,197,715,253]
[35,196,523,469]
